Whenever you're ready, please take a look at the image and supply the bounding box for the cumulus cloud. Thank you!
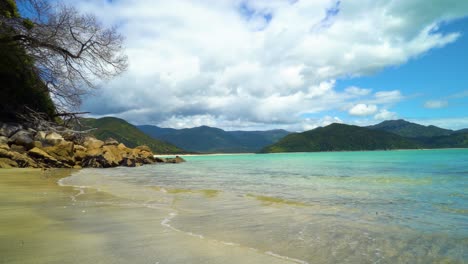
[348,104,378,116]
[374,109,398,120]
[424,100,449,109]
[68,0,468,130]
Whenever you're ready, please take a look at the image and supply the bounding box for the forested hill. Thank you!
[80,117,184,154]
[261,123,420,153]
[367,119,453,137]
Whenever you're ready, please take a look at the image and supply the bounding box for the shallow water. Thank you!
[1,149,467,263]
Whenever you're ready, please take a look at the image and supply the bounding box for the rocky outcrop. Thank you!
[0,122,184,169]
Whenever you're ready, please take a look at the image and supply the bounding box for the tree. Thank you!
[0,0,127,113]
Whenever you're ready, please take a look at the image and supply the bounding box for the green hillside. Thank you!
[80,117,184,154]
[368,119,453,138]
[138,125,290,153]
[414,132,468,148]
[261,123,420,153]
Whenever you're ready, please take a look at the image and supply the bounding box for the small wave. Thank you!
[246,194,308,207]
[265,251,309,264]
[150,186,221,198]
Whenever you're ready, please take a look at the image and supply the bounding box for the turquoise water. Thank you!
[58,149,467,263]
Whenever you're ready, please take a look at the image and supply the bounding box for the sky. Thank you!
[65,0,468,131]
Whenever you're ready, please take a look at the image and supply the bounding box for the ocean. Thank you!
[1,149,467,263]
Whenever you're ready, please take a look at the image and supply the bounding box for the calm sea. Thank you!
[57,149,468,263]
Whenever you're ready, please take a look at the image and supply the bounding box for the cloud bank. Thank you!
[70,0,468,130]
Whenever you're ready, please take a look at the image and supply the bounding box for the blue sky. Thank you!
[334,17,468,128]
[66,0,468,130]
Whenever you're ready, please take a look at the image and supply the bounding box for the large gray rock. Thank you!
[8,130,34,149]
[0,123,23,137]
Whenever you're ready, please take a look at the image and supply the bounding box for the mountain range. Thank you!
[138,125,290,153]
[262,120,468,153]
[79,117,467,154]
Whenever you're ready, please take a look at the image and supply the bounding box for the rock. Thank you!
[0,123,22,137]
[34,131,47,141]
[73,165,82,169]
[102,145,124,167]
[74,145,87,162]
[154,157,166,163]
[0,158,18,168]
[135,145,152,152]
[8,130,34,149]
[0,136,9,150]
[44,132,64,146]
[104,138,119,146]
[10,144,26,153]
[117,143,127,150]
[83,137,104,150]
[81,155,107,168]
[121,157,136,167]
[165,156,186,163]
[0,148,38,168]
[28,147,65,168]
[43,141,75,165]
[32,141,43,149]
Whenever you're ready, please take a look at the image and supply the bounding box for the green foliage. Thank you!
[0,1,55,121]
[368,119,453,138]
[1,0,20,18]
[138,125,290,153]
[22,18,34,30]
[0,42,56,121]
[261,123,421,153]
[80,117,184,154]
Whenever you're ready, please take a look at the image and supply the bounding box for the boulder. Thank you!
[135,145,152,152]
[10,144,26,154]
[102,145,124,167]
[34,131,47,141]
[0,123,22,137]
[32,141,43,149]
[28,147,66,168]
[117,143,127,150]
[165,156,186,163]
[0,148,38,168]
[83,137,104,150]
[0,136,9,150]
[8,130,34,149]
[44,132,64,146]
[0,158,18,168]
[74,145,87,162]
[81,155,107,168]
[43,141,75,165]
[154,157,166,163]
[104,138,119,146]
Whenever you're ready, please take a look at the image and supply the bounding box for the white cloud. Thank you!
[68,0,468,130]
[349,104,378,116]
[424,100,448,109]
[374,109,398,120]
